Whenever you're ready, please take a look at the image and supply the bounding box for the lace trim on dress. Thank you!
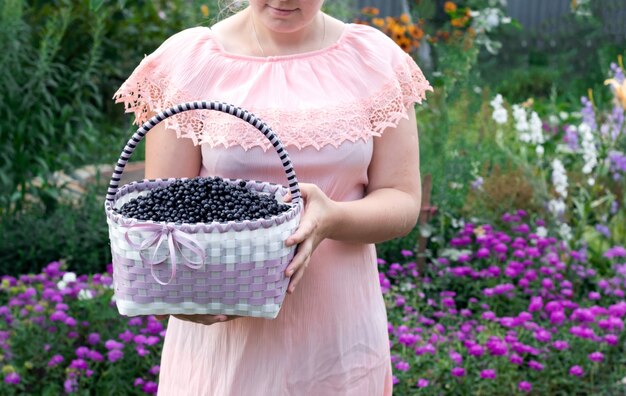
[113,56,432,151]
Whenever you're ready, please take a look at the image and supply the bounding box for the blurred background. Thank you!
[1,1,626,395]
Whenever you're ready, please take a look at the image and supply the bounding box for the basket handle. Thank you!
[106,101,301,205]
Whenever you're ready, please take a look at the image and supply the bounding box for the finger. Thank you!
[287,253,311,294]
[173,314,227,326]
[285,220,315,247]
[283,191,292,203]
[285,238,312,278]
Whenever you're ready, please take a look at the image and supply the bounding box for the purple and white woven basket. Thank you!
[104,101,303,319]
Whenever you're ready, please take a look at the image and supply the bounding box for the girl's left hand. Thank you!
[284,183,337,294]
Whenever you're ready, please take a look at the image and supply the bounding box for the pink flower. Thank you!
[588,352,604,362]
[417,378,429,388]
[534,329,552,343]
[107,349,124,363]
[528,296,543,312]
[480,369,496,379]
[552,340,569,351]
[48,354,64,367]
[451,367,465,377]
[528,360,544,371]
[518,381,532,393]
[569,365,584,377]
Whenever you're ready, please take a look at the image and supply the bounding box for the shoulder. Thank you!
[147,26,215,60]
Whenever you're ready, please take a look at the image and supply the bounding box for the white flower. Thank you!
[579,123,598,174]
[551,159,568,199]
[536,226,548,237]
[512,104,529,138]
[559,111,569,120]
[490,94,508,124]
[78,289,94,300]
[62,272,77,283]
[528,111,545,145]
[58,272,77,290]
[588,177,595,186]
[536,145,544,156]
[548,199,566,216]
[559,223,572,241]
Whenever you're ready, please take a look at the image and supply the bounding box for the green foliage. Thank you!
[0,0,202,215]
[0,184,111,276]
[479,2,626,105]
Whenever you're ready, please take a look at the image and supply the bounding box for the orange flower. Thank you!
[450,17,464,27]
[396,36,412,52]
[444,1,457,13]
[361,6,380,16]
[372,18,385,28]
[200,4,209,18]
[399,13,410,24]
[408,25,424,40]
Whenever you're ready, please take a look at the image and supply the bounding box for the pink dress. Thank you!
[113,23,431,396]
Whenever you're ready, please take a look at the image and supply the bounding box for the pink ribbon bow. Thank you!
[123,223,205,285]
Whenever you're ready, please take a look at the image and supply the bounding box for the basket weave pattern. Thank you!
[105,101,302,318]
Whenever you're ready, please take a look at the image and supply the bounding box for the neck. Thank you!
[249,8,325,56]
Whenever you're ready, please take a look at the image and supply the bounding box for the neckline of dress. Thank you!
[207,23,352,62]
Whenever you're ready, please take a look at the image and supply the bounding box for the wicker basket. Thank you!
[104,101,303,319]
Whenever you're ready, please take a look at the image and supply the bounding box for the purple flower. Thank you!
[417,378,429,388]
[449,351,463,365]
[107,349,124,363]
[395,360,410,372]
[134,377,145,387]
[142,381,159,394]
[87,332,101,345]
[588,352,604,362]
[480,369,496,379]
[468,344,485,357]
[604,246,626,259]
[75,346,90,358]
[605,334,618,346]
[451,367,465,377]
[49,310,68,322]
[64,377,78,393]
[69,358,88,371]
[569,365,584,377]
[509,353,524,365]
[48,354,64,367]
[119,329,135,343]
[87,350,104,362]
[528,360,544,371]
[589,292,601,301]
[528,296,543,312]
[105,339,124,350]
[4,372,20,385]
[552,340,569,351]
[149,365,160,376]
[534,329,552,343]
[518,381,532,393]
[549,310,566,325]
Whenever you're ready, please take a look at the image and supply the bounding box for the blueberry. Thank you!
[117,177,290,224]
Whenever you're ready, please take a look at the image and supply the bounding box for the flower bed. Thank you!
[0,263,164,394]
[2,211,625,394]
[383,211,626,395]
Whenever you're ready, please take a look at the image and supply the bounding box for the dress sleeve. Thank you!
[352,25,433,133]
[112,27,207,127]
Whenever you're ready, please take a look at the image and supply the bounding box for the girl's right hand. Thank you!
[154,314,240,326]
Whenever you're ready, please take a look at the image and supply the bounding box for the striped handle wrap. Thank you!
[106,101,301,204]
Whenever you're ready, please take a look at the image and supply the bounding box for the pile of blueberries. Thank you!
[117,177,290,223]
